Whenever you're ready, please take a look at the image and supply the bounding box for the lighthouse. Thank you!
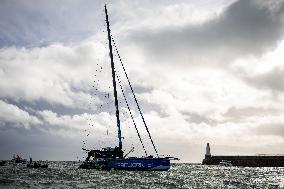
[205,143,211,157]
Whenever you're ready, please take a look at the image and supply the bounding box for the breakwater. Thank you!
[202,155,284,167]
[202,143,284,167]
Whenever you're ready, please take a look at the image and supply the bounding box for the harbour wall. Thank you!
[202,155,284,167]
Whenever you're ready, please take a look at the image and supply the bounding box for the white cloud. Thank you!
[0,100,41,128]
[0,42,105,109]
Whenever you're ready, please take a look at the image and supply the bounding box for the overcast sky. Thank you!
[0,0,284,162]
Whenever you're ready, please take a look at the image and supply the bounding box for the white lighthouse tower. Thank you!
[205,143,211,157]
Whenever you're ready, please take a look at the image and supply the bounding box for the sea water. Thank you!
[0,162,283,188]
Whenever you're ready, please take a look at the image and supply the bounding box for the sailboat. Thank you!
[79,5,178,171]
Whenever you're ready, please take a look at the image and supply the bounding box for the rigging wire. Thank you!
[111,37,159,157]
[115,71,148,156]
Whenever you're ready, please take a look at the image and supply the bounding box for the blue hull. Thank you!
[106,158,170,171]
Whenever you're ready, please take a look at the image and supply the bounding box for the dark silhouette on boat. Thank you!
[27,158,48,168]
[0,161,6,166]
[11,154,26,164]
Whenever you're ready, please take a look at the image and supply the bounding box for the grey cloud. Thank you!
[181,111,217,125]
[0,127,84,160]
[2,98,93,117]
[129,0,284,65]
[255,123,284,138]
[128,84,153,94]
[0,99,79,133]
[0,0,105,47]
[223,106,279,120]
[243,68,284,93]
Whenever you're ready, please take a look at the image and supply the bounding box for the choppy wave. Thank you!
[0,162,283,188]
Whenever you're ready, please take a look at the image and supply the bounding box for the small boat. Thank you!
[11,155,26,164]
[27,163,48,168]
[79,5,178,171]
[27,162,48,168]
[27,158,48,168]
[219,160,232,167]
